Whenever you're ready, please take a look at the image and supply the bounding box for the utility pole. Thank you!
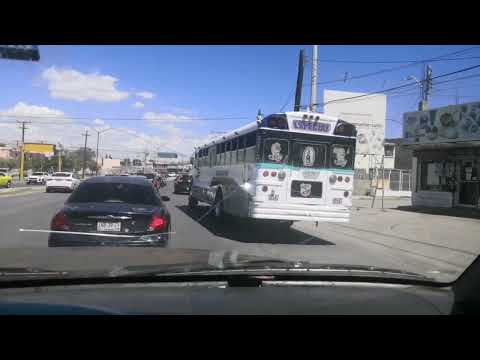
[294,49,306,112]
[93,127,111,176]
[18,121,31,182]
[310,45,318,112]
[81,130,89,179]
[418,64,432,111]
[58,149,62,172]
[143,151,148,173]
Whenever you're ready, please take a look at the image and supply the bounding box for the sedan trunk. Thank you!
[63,202,162,235]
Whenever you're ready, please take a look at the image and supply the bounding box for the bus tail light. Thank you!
[329,175,336,184]
[344,191,349,198]
[262,185,268,192]
[263,171,269,177]
[278,171,286,181]
[345,176,350,183]
[337,176,343,182]
[271,171,277,177]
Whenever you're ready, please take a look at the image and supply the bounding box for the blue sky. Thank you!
[1,45,480,159]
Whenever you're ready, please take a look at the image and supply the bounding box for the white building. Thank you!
[323,90,387,174]
[101,158,122,175]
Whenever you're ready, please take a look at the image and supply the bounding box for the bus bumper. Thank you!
[249,202,350,223]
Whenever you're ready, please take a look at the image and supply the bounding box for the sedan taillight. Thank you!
[51,212,70,231]
[148,214,168,232]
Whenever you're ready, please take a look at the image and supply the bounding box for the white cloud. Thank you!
[0,101,72,124]
[143,111,195,125]
[136,91,155,99]
[0,103,211,161]
[42,66,129,102]
[132,101,145,109]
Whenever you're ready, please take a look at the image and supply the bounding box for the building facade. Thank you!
[323,90,387,176]
[403,101,480,208]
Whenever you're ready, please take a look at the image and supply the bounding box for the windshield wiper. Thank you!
[107,258,434,283]
[0,267,69,277]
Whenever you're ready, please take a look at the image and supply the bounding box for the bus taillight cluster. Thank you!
[262,170,284,179]
[329,175,351,184]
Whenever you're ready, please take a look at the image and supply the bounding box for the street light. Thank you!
[93,127,112,176]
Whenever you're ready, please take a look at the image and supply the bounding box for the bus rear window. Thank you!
[263,139,289,164]
[331,144,354,169]
[292,143,326,168]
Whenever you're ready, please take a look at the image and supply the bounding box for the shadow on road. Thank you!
[176,205,335,246]
[396,206,480,220]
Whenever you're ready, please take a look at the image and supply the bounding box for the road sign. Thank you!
[0,45,40,61]
[158,152,177,158]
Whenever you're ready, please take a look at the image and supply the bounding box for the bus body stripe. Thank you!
[255,162,354,174]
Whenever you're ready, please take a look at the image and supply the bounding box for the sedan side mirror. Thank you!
[161,196,170,202]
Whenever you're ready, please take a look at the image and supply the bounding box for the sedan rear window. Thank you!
[67,183,160,205]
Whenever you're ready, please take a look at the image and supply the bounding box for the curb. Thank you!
[0,187,44,196]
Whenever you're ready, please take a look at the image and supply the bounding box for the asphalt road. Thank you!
[0,181,475,281]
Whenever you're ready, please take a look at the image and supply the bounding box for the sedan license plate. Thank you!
[97,222,121,232]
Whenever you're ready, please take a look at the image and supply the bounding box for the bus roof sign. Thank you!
[0,45,40,62]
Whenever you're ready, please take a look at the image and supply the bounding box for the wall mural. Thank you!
[356,126,384,155]
[404,101,480,144]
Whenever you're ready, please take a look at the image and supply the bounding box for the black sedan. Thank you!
[173,175,192,194]
[48,176,171,247]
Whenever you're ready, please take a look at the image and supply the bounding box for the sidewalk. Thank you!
[0,186,45,197]
[294,197,480,278]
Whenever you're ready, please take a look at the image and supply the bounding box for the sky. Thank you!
[1,45,480,161]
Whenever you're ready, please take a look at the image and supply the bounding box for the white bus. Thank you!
[189,111,357,227]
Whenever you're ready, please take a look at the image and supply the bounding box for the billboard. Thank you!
[403,101,480,145]
[324,90,387,170]
[23,143,55,156]
[157,152,177,158]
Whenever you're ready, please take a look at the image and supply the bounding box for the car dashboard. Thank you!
[0,281,456,315]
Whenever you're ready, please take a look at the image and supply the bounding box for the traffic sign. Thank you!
[0,45,40,61]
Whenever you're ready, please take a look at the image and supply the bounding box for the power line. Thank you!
[317,56,480,64]
[0,114,250,122]
[303,46,480,88]
[307,63,480,108]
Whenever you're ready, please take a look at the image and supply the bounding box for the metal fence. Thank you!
[368,168,412,192]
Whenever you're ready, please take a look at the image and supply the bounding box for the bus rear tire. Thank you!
[188,195,198,209]
[212,190,224,219]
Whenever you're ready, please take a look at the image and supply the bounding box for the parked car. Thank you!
[174,174,192,194]
[0,172,13,188]
[48,176,171,247]
[27,172,49,185]
[46,172,80,193]
[168,172,177,179]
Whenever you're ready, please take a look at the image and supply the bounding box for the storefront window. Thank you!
[420,161,455,191]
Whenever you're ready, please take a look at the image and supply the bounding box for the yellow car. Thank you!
[0,172,13,188]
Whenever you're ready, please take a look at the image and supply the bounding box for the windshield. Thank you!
[292,143,327,168]
[68,183,160,205]
[2,44,480,291]
[331,144,354,169]
[263,138,289,164]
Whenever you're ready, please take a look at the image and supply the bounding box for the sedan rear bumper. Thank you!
[48,232,169,247]
[47,186,73,192]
